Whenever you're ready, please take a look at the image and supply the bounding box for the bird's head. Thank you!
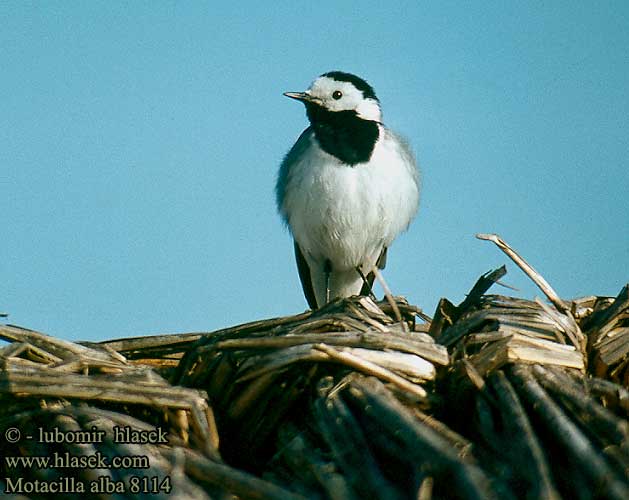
[284,71,382,122]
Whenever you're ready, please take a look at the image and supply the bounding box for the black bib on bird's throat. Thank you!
[305,104,379,166]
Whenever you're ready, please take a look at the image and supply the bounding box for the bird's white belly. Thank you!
[284,136,419,272]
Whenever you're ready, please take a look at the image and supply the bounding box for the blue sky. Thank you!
[2,2,628,341]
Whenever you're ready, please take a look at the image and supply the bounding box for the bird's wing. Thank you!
[294,242,318,309]
[376,246,388,270]
[275,127,314,225]
[385,128,421,193]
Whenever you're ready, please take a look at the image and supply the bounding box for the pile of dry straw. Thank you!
[1,234,627,499]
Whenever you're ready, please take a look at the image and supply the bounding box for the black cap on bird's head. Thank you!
[319,71,378,101]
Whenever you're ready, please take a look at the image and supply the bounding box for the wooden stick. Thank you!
[475,234,568,314]
[372,266,407,332]
[162,447,308,500]
[314,344,427,399]
[487,371,560,499]
[346,377,496,498]
[313,393,400,499]
[509,365,628,499]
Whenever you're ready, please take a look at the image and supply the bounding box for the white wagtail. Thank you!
[276,71,420,309]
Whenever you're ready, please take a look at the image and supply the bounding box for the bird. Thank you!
[276,71,420,309]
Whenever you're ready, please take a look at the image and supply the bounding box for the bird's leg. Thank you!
[324,259,332,304]
[356,266,377,301]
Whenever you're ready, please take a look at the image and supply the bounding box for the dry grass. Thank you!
[1,234,627,499]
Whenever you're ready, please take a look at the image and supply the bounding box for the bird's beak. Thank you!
[283,91,315,103]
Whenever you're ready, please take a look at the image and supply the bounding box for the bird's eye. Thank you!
[332,90,343,100]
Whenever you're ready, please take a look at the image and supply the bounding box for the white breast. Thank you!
[282,126,420,272]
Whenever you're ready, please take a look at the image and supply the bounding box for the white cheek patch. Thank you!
[356,98,382,121]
